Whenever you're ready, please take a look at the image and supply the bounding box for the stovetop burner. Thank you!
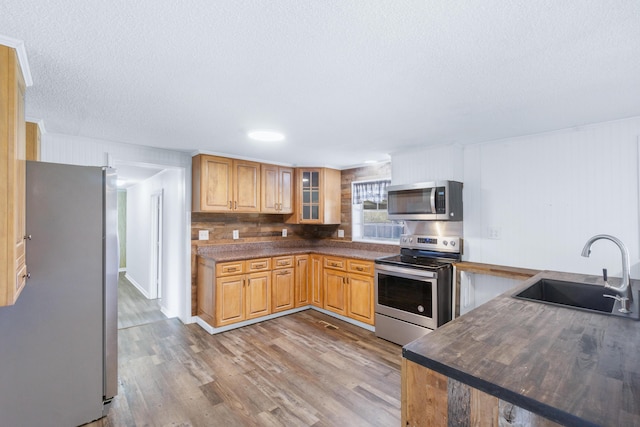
[375,235,462,271]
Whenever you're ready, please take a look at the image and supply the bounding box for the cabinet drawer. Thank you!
[216,261,245,276]
[323,256,346,271]
[347,259,374,276]
[272,255,294,269]
[246,258,271,272]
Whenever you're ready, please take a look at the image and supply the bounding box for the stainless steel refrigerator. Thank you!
[0,161,118,427]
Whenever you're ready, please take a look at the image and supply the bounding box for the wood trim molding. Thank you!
[0,35,33,87]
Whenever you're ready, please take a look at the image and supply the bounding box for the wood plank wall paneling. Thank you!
[339,162,392,240]
[402,360,562,427]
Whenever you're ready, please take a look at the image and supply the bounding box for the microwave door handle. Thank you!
[429,187,436,214]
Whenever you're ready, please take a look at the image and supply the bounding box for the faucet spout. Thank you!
[581,234,633,304]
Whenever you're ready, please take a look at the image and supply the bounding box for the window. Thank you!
[352,179,404,243]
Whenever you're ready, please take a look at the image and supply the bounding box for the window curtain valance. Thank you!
[352,179,391,204]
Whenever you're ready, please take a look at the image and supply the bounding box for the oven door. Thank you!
[375,264,439,330]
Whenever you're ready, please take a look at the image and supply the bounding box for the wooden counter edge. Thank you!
[454,262,540,281]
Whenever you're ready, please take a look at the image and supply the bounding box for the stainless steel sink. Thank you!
[513,278,640,320]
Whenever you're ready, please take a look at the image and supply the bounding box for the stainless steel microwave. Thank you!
[386,180,463,221]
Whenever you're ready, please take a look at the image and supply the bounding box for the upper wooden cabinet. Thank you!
[287,167,341,224]
[192,154,260,213]
[261,164,293,214]
[25,121,41,161]
[0,45,28,306]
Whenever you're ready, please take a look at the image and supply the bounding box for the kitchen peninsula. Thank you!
[402,271,640,427]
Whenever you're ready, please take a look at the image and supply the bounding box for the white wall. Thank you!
[391,144,464,184]
[392,116,640,278]
[41,133,193,322]
[126,169,185,319]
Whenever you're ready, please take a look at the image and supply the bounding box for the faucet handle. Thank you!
[602,268,608,282]
[603,294,632,314]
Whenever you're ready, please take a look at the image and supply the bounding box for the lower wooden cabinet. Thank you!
[196,257,215,326]
[324,267,348,316]
[323,256,375,325]
[213,258,271,327]
[294,255,310,307]
[272,255,295,313]
[310,254,323,307]
[196,254,375,328]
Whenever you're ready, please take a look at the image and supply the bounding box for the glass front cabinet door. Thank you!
[301,170,320,221]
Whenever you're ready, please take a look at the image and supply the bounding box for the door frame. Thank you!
[149,190,163,300]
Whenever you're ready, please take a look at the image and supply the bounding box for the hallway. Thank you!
[117,273,165,329]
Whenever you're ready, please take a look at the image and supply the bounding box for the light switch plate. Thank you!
[232,230,239,240]
[337,229,345,238]
[282,229,287,237]
[198,230,209,240]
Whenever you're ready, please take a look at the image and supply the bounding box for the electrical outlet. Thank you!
[232,230,239,240]
[282,229,287,237]
[198,230,209,240]
[487,226,502,240]
[337,229,345,238]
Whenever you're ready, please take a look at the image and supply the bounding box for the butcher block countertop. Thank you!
[196,239,397,262]
[403,270,640,427]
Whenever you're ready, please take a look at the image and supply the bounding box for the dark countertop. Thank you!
[196,239,397,263]
[403,271,640,427]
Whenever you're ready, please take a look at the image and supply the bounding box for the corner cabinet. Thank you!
[25,121,41,161]
[287,168,341,224]
[192,154,261,213]
[1,45,27,306]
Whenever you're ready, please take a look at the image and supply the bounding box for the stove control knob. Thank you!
[450,241,456,247]
[409,238,413,243]
[443,241,448,246]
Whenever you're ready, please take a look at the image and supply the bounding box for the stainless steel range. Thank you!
[375,233,461,346]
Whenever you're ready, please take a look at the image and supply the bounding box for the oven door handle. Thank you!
[375,264,437,279]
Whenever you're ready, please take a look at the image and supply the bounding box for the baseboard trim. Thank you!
[124,273,150,299]
[195,305,375,334]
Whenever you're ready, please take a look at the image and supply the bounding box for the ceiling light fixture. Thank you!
[247,130,285,142]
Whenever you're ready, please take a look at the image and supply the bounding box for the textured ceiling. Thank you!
[1,1,640,168]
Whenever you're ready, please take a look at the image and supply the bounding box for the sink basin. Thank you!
[513,278,640,320]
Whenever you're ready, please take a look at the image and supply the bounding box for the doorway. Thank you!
[150,191,163,300]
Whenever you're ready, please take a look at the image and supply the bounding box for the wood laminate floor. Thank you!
[118,272,166,329]
[104,310,402,426]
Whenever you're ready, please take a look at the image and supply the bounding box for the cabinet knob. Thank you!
[23,272,31,279]
[24,235,32,240]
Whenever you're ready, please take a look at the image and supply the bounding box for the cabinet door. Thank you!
[310,254,323,307]
[261,164,279,213]
[246,272,270,319]
[272,268,294,313]
[279,167,293,214]
[0,45,27,306]
[215,275,245,327]
[300,169,321,222]
[294,255,309,307]
[347,273,375,325]
[233,160,260,212]
[200,155,233,212]
[14,63,26,300]
[196,258,215,325]
[324,269,347,316]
